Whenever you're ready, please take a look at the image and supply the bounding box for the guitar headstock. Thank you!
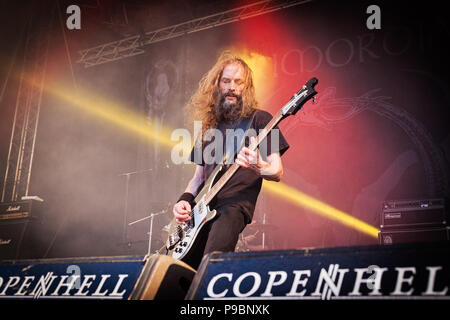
[281,77,318,117]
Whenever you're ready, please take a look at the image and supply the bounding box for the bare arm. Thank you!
[173,165,204,224]
[184,165,204,196]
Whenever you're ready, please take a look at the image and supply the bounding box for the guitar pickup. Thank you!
[186,216,195,228]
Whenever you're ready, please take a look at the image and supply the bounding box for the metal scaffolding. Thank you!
[77,0,312,68]
[1,9,53,203]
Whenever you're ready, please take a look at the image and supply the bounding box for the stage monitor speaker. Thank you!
[129,254,196,300]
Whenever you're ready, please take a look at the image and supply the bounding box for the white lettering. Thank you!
[74,275,96,296]
[207,273,232,298]
[51,275,80,296]
[15,276,35,296]
[29,273,57,297]
[109,274,128,297]
[233,272,261,298]
[261,271,288,297]
[349,267,387,296]
[0,276,21,295]
[92,274,110,296]
[391,267,416,296]
[423,266,448,296]
[286,270,310,297]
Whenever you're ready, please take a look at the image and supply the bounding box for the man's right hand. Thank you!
[173,200,192,224]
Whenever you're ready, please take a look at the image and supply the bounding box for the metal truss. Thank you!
[1,11,53,202]
[77,0,312,68]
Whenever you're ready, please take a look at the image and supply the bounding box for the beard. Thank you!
[214,89,243,122]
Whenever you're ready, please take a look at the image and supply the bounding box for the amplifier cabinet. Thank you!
[378,227,449,245]
[0,200,36,221]
[0,220,30,260]
[381,198,447,229]
[0,199,44,260]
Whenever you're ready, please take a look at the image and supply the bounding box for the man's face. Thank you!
[219,63,245,109]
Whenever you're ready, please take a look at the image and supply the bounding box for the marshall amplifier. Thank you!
[0,200,36,221]
[378,227,449,245]
[380,198,447,229]
[0,220,30,260]
[0,199,43,260]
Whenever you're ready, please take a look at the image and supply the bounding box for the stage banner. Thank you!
[0,256,145,299]
[187,242,450,300]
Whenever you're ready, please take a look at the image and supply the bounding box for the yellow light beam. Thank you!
[263,180,379,239]
[46,81,177,148]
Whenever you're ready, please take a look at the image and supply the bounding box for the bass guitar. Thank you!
[163,77,318,262]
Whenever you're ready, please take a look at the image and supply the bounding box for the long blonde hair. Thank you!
[186,50,258,135]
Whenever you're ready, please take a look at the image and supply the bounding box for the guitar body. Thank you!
[165,198,217,261]
[165,165,223,262]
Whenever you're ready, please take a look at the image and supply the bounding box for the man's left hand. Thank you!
[236,136,268,174]
[236,136,283,181]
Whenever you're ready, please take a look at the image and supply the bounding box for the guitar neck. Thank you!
[203,110,284,205]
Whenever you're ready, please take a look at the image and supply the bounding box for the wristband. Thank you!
[177,192,196,207]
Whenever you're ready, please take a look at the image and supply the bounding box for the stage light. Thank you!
[231,49,275,105]
[43,80,179,149]
[262,180,379,238]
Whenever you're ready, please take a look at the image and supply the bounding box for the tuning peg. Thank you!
[312,96,316,104]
